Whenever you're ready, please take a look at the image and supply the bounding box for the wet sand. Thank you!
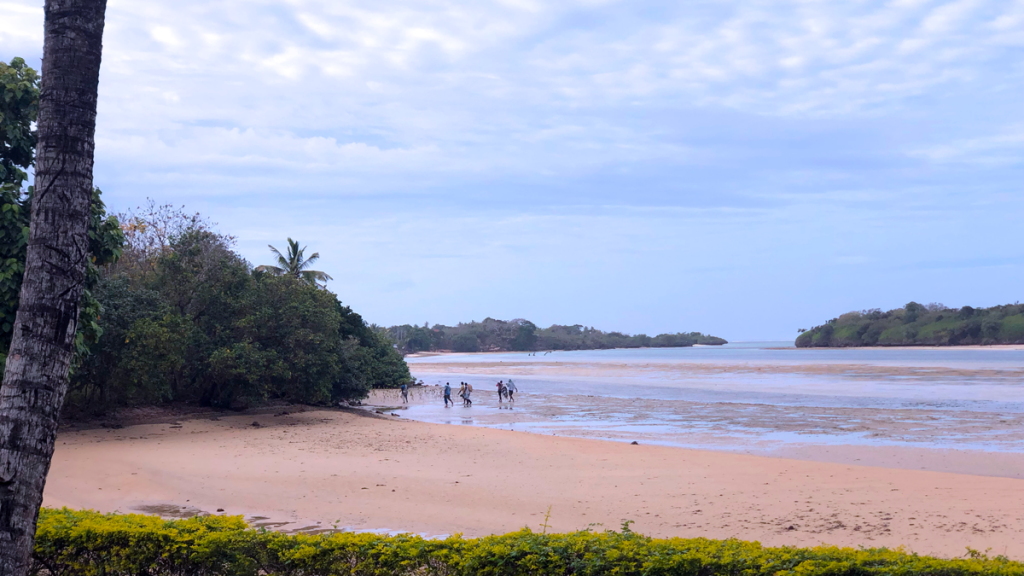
[45,409,1024,558]
[369,388,1024,477]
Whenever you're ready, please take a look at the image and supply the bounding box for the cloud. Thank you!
[0,2,42,53]
[5,0,1024,338]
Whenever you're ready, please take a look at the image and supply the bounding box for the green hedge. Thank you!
[32,508,1024,575]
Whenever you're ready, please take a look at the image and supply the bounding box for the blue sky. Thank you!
[3,0,1023,340]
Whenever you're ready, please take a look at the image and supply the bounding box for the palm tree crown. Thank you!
[255,238,333,286]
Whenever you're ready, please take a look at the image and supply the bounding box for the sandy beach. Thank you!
[44,408,1024,559]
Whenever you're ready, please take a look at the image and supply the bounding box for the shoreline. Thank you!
[786,344,1024,351]
[45,408,1024,558]
[408,343,1024,358]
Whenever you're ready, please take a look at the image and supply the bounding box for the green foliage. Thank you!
[33,508,1024,576]
[386,318,727,353]
[354,327,412,389]
[2,56,124,370]
[1,187,123,370]
[797,302,1024,347]
[0,187,28,353]
[0,57,39,188]
[255,237,333,287]
[69,214,410,412]
[0,57,38,367]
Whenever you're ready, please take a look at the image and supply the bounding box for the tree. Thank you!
[0,0,108,573]
[510,320,537,351]
[0,58,38,189]
[0,58,40,368]
[903,301,924,324]
[255,238,333,287]
[2,187,123,371]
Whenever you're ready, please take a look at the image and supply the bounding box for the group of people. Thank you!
[495,379,517,403]
[442,382,473,407]
[441,380,517,407]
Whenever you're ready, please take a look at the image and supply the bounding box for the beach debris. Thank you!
[375,410,384,414]
[251,421,261,427]
[630,441,639,445]
[274,411,290,417]
[217,508,224,512]
[100,422,124,429]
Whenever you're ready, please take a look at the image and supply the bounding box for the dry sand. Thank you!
[45,409,1024,558]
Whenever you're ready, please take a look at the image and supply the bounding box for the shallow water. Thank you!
[408,341,1024,368]
[395,343,1024,458]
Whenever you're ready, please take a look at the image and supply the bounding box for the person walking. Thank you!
[496,380,506,403]
[463,382,473,406]
[400,382,409,403]
[506,379,517,402]
[443,382,453,407]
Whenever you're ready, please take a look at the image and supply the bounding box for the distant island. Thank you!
[382,318,727,353]
[796,301,1024,347]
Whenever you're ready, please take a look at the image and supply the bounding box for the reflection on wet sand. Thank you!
[385,347,1024,478]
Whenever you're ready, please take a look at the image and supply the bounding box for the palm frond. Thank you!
[300,252,321,270]
[254,265,286,275]
[268,244,286,261]
[301,269,333,286]
[261,239,332,286]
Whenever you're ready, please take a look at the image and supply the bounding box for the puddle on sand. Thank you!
[134,504,209,518]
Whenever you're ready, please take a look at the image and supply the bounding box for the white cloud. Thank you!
[0,2,42,51]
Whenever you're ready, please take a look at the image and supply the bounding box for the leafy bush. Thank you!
[32,508,1024,576]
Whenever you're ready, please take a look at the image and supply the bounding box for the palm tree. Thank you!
[0,0,108,571]
[255,238,333,286]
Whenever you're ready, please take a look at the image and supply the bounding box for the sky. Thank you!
[2,0,1023,341]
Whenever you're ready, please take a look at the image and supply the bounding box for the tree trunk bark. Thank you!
[0,1,107,573]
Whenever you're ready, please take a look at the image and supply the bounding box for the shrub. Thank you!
[32,508,1024,576]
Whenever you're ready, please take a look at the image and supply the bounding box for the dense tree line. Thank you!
[796,302,1024,347]
[385,318,727,353]
[1,197,411,414]
[1,57,410,416]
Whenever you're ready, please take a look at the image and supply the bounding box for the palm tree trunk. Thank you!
[0,0,107,573]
